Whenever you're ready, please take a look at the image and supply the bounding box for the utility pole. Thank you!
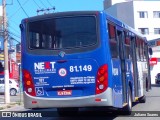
[2,0,10,103]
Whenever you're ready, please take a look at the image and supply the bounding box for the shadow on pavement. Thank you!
[21,107,119,120]
[151,84,160,87]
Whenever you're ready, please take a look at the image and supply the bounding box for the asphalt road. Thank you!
[1,85,160,120]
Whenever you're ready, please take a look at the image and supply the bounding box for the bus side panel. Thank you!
[126,59,135,101]
[21,22,27,92]
[137,60,148,97]
[112,59,123,108]
[104,15,123,108]
[137,61,144,97]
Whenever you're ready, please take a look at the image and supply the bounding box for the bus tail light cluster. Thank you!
[23,70,36,96]
[96,64,108,94]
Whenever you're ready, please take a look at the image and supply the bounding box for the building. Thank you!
[104,0,160,84]
[16,43,21,64]
[104,0,160,41]
[104,0,135,9]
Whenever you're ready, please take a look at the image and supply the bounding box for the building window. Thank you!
[138,11,148,18]
[154,28,160,34]
[138,28,149,35]
[153,11,160,18]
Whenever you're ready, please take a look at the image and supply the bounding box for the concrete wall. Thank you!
[117,2,134,28]
[104,1,160,41]
[133,1,160,40]
[105,4,118,18]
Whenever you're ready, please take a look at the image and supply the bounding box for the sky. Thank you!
[1,0,158,44]
[0,0,104,44]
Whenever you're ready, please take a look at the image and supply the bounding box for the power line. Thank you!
[8,7,21,19]
[47,0,53,7]
[33,0,41,9]
[8,0,29,19]
[9,19,20,28]
[17,0,29,17]
[39,0,47,8]
[7,23,20,34]
[8,31,20,39]
[8,35,20,44]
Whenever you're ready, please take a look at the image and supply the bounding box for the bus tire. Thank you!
[139,95,146,103]
[122,88,132,115]
[57,107,78,116]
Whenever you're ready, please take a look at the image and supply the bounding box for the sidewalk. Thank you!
[0,102,24,111]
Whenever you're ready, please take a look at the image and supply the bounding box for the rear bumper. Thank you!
[23,88,113,109]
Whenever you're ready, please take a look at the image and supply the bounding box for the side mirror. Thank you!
[19,24,24,31]
[149,48,153,55]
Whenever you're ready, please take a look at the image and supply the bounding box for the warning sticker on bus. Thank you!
[57,90,72,96]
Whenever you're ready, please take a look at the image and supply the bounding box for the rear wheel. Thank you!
[122,88,132,115]
[57,107,79,116]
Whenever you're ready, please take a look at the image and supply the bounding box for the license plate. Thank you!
[57,90,72,96]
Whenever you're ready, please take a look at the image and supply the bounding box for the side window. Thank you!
[136,37,140,61]
[124,31,131,59]
[144,43,148,61]
[142,41,146,61]
[140,40,144,61]
[108,23,118,58]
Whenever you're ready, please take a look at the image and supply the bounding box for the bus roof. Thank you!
[22,11,100,22]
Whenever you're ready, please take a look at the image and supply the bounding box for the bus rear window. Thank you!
[28,16,97,50]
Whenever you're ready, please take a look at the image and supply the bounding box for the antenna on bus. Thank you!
[37,7,56,15]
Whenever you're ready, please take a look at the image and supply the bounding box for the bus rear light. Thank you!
[26,81,31,86]
[99,76,105,82]
[99,84,104,90]
[99,73,108,82]
[32,101,37,104]
[28,88,33,93]
[23,70,36,96]
[96,64,108,94]
[95,98,101,102]
[24,72,30,79]
[95,98,107,102]
[99,65,107,74]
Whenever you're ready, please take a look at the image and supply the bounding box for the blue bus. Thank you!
[20,11,152,115]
